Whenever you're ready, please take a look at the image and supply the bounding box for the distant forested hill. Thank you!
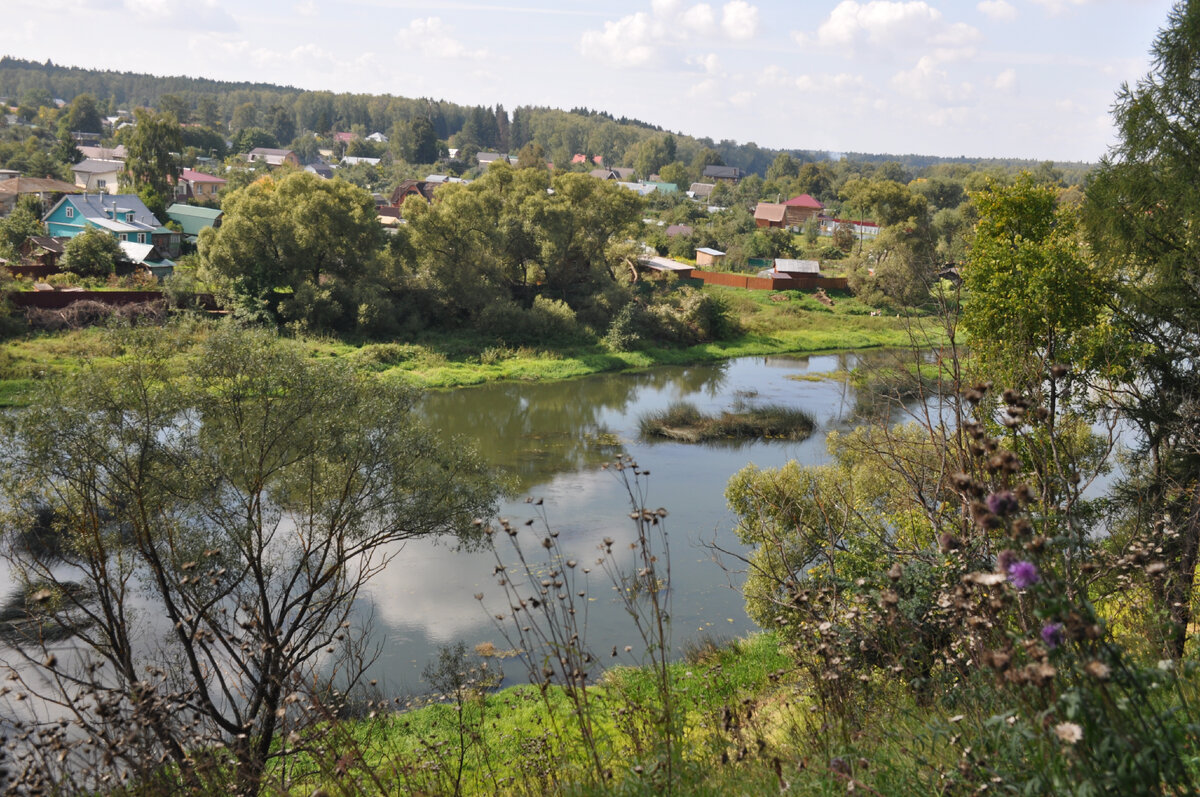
[0,57,1089,178]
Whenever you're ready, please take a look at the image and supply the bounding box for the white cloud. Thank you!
[891,55,974,105]
[294,0,317,16]
[395,17,488,61]
[579,12,658,66]
[125,0,236,32]
[722,1,759,40]
[977,0,1016,21]
[580,1,761,67]
[688,52,722,74]
[1031,0,1092,13]
[796,1,979,59]
[993,68,1017,93]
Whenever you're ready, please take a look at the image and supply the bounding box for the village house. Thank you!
[0,176,80,214]
[695,247,726,268]
[165,203,223,248]
[390,179,438,205]
[173,169,227,203]
[754,202,787,229]
[247,148,300,167]
[71,158,123,194]
[702,165,743,183]
[781,194,824,227]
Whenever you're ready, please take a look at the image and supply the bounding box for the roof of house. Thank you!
[703,165,743,180]
[333,132,358,142]
[696,247,725,257]
[783,194,824,209]
[166,203,222,237]
[249,147,294,158]
[644,181,678,193]
[665,224,694,237]
[391,179,438,204]
[305,163,335,178]
[50,194,162,232]
[754,202,787,223]
[24,236,66,253]
[248,148,296,165]
[590,169,618,180]
[179,169,226,185]
[425,174,468,184]
[612,167,635,180]
[0,176,81,195]
[774,258,821,274]
[477,152,506,163]
[339,156,380,166]
[72,158,123,175]
[689,182,715,197]
[618,181,657,196]
[640,256,694,272]
[78,145,126,161]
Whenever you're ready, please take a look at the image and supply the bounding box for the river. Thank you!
[360,350,902,695]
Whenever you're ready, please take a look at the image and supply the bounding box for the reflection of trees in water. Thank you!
[419,363,730,491]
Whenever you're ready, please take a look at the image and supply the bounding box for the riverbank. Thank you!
[0,290,941,405]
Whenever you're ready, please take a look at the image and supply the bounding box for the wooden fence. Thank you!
[687,269,848,292]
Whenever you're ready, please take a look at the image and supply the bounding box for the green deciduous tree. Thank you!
[1084,0,1200,658]
[0,326,497,795]
[0,204,45,259]
[124,107,182,216]
[58,92,103,135]
[963,174,1108,394]
[61,227,122,277]
[199,171,386,331]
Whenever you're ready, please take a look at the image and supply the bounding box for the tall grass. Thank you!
[639,401,815,442]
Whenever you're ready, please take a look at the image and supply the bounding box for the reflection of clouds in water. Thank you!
[366,468,646,644]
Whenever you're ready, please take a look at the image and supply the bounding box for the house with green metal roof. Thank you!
[166,203,223,243]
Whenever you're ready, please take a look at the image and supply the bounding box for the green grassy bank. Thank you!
[0,287,940,405]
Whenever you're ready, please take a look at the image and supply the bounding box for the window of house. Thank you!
[120,234,127,241]
[126,212,135,222]
[137,233,146,244]
[65,207,74,218]
[96,179,106,189]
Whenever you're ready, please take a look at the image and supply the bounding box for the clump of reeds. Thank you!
[639,401,815,443]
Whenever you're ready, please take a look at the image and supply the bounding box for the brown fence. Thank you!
[687,269,848,292]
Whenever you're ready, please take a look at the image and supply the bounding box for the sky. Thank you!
[3,0,1180,162]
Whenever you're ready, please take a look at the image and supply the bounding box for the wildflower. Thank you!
[1041,622,1064,649]
[1054,722,1083,744]
[996,549,1019,573]
[1084,660,1110,680]
[987,491,1019,516]
[1007,560,1039,589]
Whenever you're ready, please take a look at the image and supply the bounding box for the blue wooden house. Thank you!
[44,194,163,244]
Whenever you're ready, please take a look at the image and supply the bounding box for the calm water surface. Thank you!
[363,351,891,693]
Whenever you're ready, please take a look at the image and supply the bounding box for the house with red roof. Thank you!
[782,194,824,227]
[173,169,227,203]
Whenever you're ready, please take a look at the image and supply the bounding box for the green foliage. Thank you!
[963,174,1108,391]
[199,171,385,332]
[61,227,122,277]
[123,107,183,202]
[231,126,278,153]
[0,204,45,258]
[1083,0,1200,659]
[0,326,499,795]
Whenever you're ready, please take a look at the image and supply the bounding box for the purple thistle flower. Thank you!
[1042,622,1065,649]
[1008,560,1040,589]
[987,491,1019,516]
